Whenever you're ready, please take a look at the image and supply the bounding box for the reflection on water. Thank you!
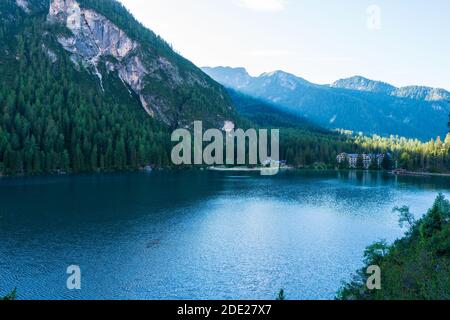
[0,170,449,300]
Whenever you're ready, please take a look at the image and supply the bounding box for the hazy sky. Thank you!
[118,0,450,90]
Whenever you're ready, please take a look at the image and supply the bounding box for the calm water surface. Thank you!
[0,170,449,300]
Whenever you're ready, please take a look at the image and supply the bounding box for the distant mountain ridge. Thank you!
[331,76,396,95]
[332,76,450,102]
[202,67,450,140]
[227,88,324,132]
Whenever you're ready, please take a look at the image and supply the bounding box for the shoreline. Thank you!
[391,170,450,178]
[2,166,450,179]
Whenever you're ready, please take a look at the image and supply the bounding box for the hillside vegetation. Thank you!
[0,3,172,175]
[1,0,450,176]
[203,67,450,141]
[338,194,450,300]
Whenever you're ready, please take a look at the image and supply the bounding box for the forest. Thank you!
[0,9,172,175]
[0,0,449,176]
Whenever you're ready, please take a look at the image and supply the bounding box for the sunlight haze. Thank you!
[118,0,450,89]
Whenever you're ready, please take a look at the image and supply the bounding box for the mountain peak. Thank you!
[331,76,450,102]
[259,70,311,89]
[394,86,450,102]
[203,67,450,140]
[260,70,291,77]
[331,76,397,94]
[202,66,250,78]
[201,66,252,89]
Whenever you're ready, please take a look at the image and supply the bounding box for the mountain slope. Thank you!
[393,86,450,102]
[338,194,450,300]
[203,67,450,140]
[0,0,172,174]
[0,0,237,175]
[47,0,236,129]
[202,67,253,90]
[332,76,450,102]
[331,76,396,95]
[227,88,326,132]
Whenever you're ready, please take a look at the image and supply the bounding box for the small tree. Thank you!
[363,240,389,265]
[419,193,449,239]
[276,289,286,301]
[393,206,416,229]
[1,288,17,301]
[338,157,349,170]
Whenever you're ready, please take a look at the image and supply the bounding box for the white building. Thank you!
[337,153,385,169]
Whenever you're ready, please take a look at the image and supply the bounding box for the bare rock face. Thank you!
[47,0,234,127]
[48,0,154,117]
[16,0,30,13]
[49,0,136,60]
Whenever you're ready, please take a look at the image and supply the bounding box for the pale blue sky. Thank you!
[119,0,450,90]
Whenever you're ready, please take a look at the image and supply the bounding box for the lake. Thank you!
[0,170,449,300]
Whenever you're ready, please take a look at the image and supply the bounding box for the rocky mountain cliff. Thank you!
[203,67,450,140]
[0,0,238,175]
[13,0,236,129]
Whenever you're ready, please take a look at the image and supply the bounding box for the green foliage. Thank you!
[276,289,286,301]
[1,0,449,176]
[363,240,390,265]
[76,0,236,128]
[204,68,449,141]
[0,8,172,175]
[1,288,17,301]
[232,91,450,172]
[419,193,449,240]
[351,133,450,172]
[338,194,450,300]
[393,206,416,229]
[228,89,323,132]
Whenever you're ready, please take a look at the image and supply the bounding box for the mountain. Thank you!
[393,86,450,102]
[227,88,325,132]
[4,0,236,129]
[1,0,448,176]
[332,76,450,102]
[202,66,252,90]
[0,0,237,175]
[331,76,396,95]
[49,0,236,128]
[203,67,450,140]
[0,0,353,176]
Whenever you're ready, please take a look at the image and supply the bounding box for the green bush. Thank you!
[338,194,450,300]
[1,288,17,301]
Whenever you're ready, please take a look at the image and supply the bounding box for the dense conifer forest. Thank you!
[1,0,449,176]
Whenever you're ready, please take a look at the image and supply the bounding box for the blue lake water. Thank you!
[0,170,449,300]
